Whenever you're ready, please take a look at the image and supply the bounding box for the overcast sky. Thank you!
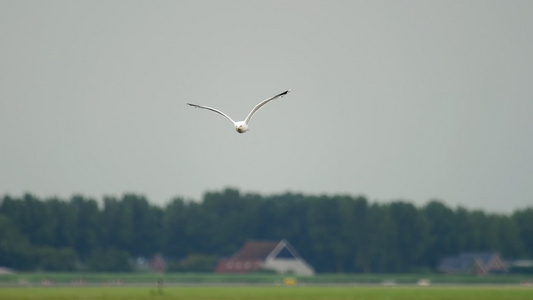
[1,1,532,213]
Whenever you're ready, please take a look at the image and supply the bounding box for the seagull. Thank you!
[187,89,291,133]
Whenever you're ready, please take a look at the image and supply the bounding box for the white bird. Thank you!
[187,89,291,133]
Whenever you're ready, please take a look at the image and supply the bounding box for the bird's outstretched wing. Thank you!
[244,89,291,125]
[187,103,236,125]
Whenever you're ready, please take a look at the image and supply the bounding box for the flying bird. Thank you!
[187,89,291,133]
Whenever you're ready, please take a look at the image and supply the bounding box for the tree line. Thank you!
[1,188,532,273]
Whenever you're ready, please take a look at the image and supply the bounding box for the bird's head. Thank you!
[235,122,248,133]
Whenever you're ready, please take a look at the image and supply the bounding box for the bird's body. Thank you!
[187,89,291,133]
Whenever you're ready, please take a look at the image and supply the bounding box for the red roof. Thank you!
[215,240,280,273]
[233,241,279,260]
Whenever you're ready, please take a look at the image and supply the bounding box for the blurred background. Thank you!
[1,0,532,278]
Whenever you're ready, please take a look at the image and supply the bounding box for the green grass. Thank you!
[1,286,533,300]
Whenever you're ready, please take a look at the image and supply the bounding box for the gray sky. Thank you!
[1,1,532,213]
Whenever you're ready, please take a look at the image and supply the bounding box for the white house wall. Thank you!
[263,258,315,276]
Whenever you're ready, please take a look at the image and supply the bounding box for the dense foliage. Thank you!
[0,189,532,273]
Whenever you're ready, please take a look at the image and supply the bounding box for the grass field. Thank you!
[1,286,533,300]
[1,273,533,299]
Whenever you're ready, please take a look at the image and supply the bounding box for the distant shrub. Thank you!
[167,254,217,272]
[88,248,133,272]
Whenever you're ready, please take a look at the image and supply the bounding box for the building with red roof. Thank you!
[215,240,314,275]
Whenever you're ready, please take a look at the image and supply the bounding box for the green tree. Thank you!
[88,248,132,272]
[363,203,397,272]
[348,196,371,272]
[493,215,524,257]
[201,188,256,254]
[451,207,475,252]
[305,195,354,272]
[120,194,163,257]
[168,254,217,272]
[422,200,456,267]
[388,202,429,272]
[101,197,123,251]
[513,208,533,258]
[0,214,35,270]
[70,195,100,258]
[0,194,55,246]
[1,190,532,273]
[42,198,78,250]
[101,194,163,257]
[36,246,78,271]
[162,197,189,258]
